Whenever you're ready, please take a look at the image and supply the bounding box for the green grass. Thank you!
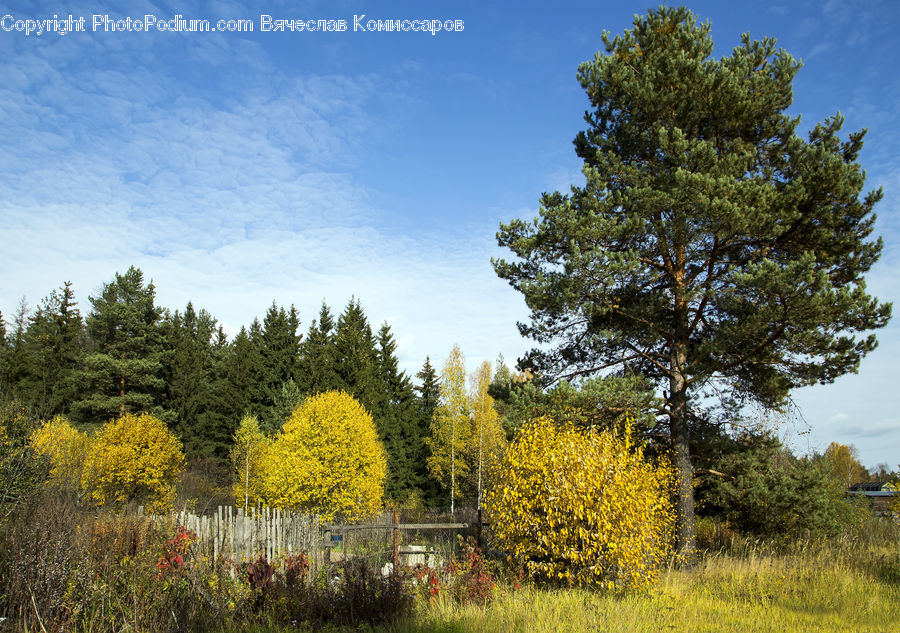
[380,538,900,633]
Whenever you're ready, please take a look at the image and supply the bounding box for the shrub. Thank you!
[81,412,184,512]
[697,433,869,537]
[261,391,387,521]
[29,414,89,493]
[485,416,674,590]
[443,536,496,605]
[0,400,47,520]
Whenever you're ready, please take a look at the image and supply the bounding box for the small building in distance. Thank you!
[848,481,898,517]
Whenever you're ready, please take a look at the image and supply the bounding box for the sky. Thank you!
[1,0,898,469]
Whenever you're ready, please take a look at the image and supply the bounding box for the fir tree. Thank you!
[218,326,264,425]
[296,302,340,395]
[19,282,83,417]
[272,378,304,428]
[166,302,222,457]
[375,322,421,501]
[415,357,442,506]
[333,298,381,410]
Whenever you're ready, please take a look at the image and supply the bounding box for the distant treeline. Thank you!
[0,266,442,504]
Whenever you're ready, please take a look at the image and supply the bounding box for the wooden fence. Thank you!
[147,506,478,574]
[166,506,320,564]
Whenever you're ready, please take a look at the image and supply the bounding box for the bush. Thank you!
[81,412,184,512]
[29,414,89,494]
[696,433,869,537]
[262,391,387,521]
[0,400,47,520]
[485,416,674,590]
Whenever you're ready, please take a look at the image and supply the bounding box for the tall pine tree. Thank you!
[493,7,891,562]
[73,267,172,425]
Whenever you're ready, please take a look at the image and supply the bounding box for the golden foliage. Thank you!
[29,415,89,489]
[230,414,270,511]
[468,361,507,501]
[81,412,184,513]
[261,390,386,522]
[427,345,472,501]
[485,416,674,590]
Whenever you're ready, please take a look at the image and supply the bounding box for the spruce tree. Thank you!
[20,282,83,417]
[4,299,30,399]
[415,357,442,506]
[272,378,304,428]
[296,302,340,395]
[218,326,264,425]
[493,7,891,563]
[166,302,221,457]
[73,267,172,425]
[375,322,420,501]
[333,298,381,409]
[0,310,7,397]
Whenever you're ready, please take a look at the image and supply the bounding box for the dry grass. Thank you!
[386,535,900,633]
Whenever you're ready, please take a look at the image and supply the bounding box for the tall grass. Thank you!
[387,522,900,633]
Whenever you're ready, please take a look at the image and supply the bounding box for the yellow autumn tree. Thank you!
[427,345,472,512]
[230,414,270,511]
[29,415,90,493]
[261,391,386,522]
[81,412,184,512]
[468,361,506,509]
[485,416,674,591]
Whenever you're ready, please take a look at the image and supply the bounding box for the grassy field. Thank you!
[381,538,900,633]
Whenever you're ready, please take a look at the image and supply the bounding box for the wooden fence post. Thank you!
[476,508,482,551]
[392,510,400,571]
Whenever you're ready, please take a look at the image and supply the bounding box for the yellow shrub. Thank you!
[262,391,386,522]
[29,415,89,489]
[485,416,674,590]
[81,412,184,512]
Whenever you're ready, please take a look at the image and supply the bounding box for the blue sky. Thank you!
[1,0,898,469]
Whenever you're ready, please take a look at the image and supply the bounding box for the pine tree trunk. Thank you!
[671,234,697,566]
[669,366,696,566]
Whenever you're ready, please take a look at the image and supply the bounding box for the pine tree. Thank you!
[493,7,891,562]
[73,267,173,425]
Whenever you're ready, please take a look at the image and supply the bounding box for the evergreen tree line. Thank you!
[0,266,443,504]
